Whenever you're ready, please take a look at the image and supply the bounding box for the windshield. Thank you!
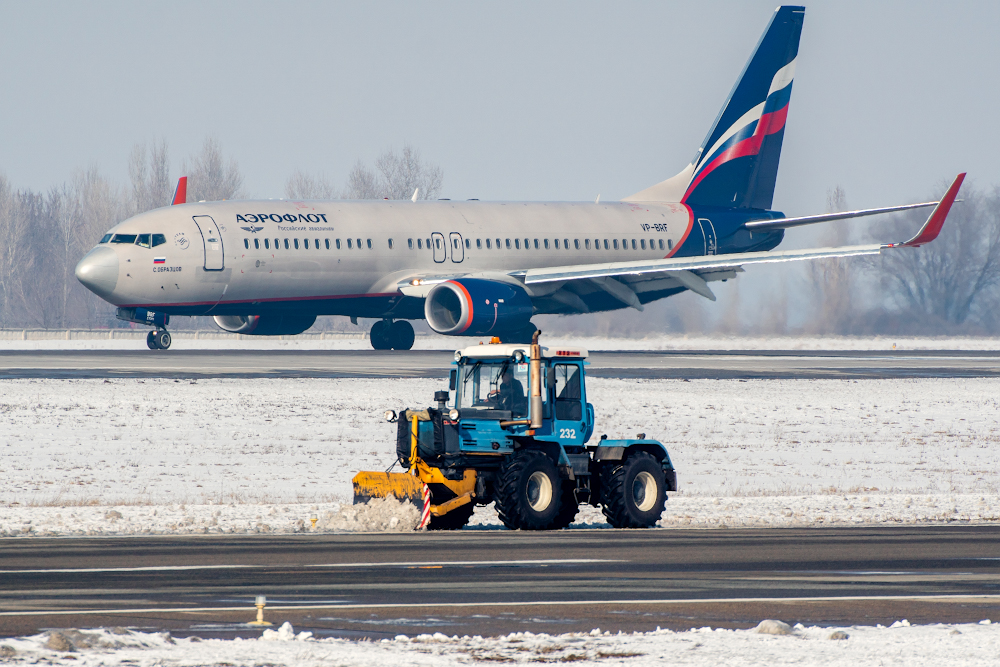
[456,360,534,418]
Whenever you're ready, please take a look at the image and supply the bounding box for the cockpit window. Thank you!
[111,234,137,244]
[99,234,112,244]
[136,234,151,248]
[152,234,166,247]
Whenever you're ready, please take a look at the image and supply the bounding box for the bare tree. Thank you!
[285,171,338,199]
[870,182,1000,329]
[343,145,443,200]
[803,186,858,334]
[184,138,245,202]
[128,141,172,214]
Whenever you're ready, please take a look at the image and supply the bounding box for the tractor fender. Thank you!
[592,440,677,491]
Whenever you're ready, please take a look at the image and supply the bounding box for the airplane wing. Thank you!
[522,173,965,288]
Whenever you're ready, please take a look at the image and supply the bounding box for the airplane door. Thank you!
[193,215,225,270]
[697,218,718,255]
[449,232,464,263]
[432,232,447,263]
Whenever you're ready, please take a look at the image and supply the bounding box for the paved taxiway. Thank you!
[2,526,998,638]
[4,349,1000,379]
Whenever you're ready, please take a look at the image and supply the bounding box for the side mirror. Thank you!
[449,369,457,391]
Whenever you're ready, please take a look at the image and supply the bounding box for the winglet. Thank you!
[888,173,965,248]
[172,176,187,205]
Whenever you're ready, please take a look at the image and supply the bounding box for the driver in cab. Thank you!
[492,365,527,416]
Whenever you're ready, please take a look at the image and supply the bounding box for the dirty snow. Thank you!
[0,620,997,666]
[1,376,999,535]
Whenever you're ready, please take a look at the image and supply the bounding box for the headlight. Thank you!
[384,409,397,422]
[454,350,462,362]
[448,408,460,421]
[513,350,525,363]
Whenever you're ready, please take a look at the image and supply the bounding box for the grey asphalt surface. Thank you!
[4,349,1000,379]
[2,526,998,639]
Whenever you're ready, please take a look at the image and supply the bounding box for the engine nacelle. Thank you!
[213,314,317,336]
[424,279,533,336]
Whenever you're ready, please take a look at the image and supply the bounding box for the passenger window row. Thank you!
[242,237,374,250]
[404,237,674,251]
[101,233,166,248]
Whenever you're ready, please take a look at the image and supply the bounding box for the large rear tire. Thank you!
[495,449,563,530]
[599,451,666,529]
[427,503,474,530]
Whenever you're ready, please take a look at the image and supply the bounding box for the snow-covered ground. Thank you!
[3,332,1000,351]
[0,619,996,666]
[1,376,998,535]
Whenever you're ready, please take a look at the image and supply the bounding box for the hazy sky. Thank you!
[3,0,997,217]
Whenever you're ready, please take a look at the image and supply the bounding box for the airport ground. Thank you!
[1,526,998,640]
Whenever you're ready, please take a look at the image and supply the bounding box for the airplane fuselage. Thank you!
[82,199,784,320]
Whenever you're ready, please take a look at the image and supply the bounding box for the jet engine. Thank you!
[213,315,317,336]
[424,279,533,336]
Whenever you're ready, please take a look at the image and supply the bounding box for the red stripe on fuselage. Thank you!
[682,103,789,203]
[448,280,475,334]
[119,292,399,309]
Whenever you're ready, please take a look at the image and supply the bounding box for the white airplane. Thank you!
[76,6,964,351]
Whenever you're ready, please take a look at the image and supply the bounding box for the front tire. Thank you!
[495,449,563,530]
[154,330,171,350]
[599,452,666,529]
[427,503,474,530]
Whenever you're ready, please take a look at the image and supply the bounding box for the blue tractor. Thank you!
[353,332,677,530]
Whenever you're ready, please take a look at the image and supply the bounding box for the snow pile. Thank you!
[0,620,997,666]
[322,495,421,532]
[2,376,1000,534]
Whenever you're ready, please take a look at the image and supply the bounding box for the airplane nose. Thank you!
[75,246,119,298]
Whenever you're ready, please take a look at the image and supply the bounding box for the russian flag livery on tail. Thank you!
[74,6,966,351]
[683,6,802,210]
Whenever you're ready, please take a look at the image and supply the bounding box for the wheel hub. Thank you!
[526,471,553,511]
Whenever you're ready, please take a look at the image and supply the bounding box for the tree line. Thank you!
[1,140,997,335]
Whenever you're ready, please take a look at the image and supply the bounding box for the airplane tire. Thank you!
[599,451,665,529]
[154,330,172,350]
[388,320,415,350]
[146,331,160,350]
[495,449,562,530]
[370,321,392,350]
[427,503,474,530]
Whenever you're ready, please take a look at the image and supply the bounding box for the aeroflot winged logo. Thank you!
[237,212,331,233]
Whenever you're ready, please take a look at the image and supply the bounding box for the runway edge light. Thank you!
[248,595,273,626]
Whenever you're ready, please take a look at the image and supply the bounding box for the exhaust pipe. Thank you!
[530,329,543,429]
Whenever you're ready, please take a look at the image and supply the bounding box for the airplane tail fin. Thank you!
[624,5,804,208]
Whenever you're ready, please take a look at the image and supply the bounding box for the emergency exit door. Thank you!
[450,232,464,263]
[697,218,717,255]
[193,216,224,270]
[431,232,447,263]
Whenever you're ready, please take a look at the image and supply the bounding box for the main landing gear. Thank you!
[146,329,172,350]
[370,320,415,350]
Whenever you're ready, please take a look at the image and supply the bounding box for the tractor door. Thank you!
[551,362,586,446]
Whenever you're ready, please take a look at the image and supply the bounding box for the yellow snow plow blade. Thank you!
[352,471,425,509]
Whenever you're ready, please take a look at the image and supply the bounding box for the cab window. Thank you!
[99,234,112,244]
[152,234,166,247]
[111,234,137,244]
[554,364,582,420]
[136,234,151,248]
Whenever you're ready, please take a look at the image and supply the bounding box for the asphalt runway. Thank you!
[2,526,998,639]
[4,349,1000,379]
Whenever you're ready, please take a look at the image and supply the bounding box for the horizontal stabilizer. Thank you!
[745,200,940,232]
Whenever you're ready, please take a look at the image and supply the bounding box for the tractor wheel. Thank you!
[549,482,580,529]
[599,451,666,529]
[495,449,562,530]
[388,320,415,350]
[370,321,392,350]
[427,503,474,530]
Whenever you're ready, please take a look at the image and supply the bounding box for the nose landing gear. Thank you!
[370,319,415,350]
[146,329,172,350]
